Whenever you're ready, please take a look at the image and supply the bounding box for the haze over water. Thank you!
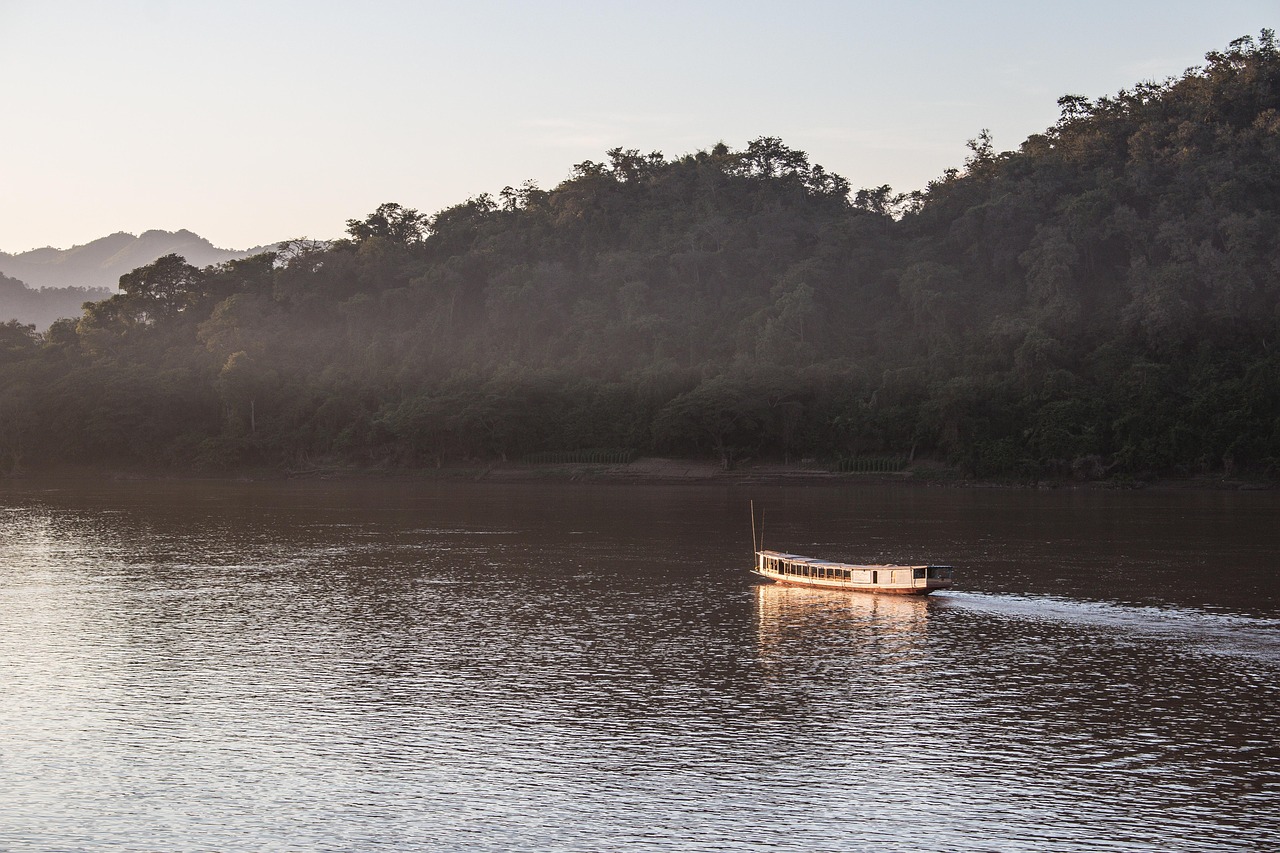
[2,480,1276,851]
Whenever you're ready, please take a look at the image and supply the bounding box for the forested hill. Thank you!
[1,33,1277,479]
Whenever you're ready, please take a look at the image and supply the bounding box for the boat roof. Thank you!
[757,549,950,570]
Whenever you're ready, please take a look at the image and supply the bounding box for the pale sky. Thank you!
[1,0,1273,252]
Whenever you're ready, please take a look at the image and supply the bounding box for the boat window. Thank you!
[913,568,926,579]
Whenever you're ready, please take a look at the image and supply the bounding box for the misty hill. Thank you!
[0,229,271,292]
[0,32,1277,480]
[0,272,111,330]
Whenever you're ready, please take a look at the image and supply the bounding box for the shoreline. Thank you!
[3,457,1273,492]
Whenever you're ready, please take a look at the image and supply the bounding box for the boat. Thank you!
[751,549,954,595]
[747,502,954,595]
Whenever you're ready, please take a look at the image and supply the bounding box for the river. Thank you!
[1,479,1276,851]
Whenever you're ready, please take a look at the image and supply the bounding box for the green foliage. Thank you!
[2,35,1278,479]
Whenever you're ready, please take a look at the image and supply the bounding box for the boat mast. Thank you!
[750,500,758,555]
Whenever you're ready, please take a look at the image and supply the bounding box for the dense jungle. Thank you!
[1,33,1278,480]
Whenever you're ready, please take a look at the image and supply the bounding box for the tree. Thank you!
[652,377,771,469]
[345,203,429,246]
[116,253,205,318]
[0,320,38,362]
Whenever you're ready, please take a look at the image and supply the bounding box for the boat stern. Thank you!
[912,564,955,592]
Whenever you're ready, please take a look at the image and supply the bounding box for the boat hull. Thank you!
[752,569,947,595]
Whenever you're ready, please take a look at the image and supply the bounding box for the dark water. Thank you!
[1,480,1277,851]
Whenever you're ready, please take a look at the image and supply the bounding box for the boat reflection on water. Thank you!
[752,582,935,680]
[754,581,931,631]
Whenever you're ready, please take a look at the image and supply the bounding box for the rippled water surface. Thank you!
[1,480,1277,851]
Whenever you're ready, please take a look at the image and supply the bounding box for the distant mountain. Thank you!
[0,229,273,292]
[0,272,111,330]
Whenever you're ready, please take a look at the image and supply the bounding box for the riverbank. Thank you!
[9,456,1270,491]
[452,458,1274,490]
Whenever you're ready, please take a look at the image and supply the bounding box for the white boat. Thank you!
[751,549,954,595]
[747,502,953,595]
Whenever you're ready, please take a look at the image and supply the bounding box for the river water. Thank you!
[1,480,1276,851]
